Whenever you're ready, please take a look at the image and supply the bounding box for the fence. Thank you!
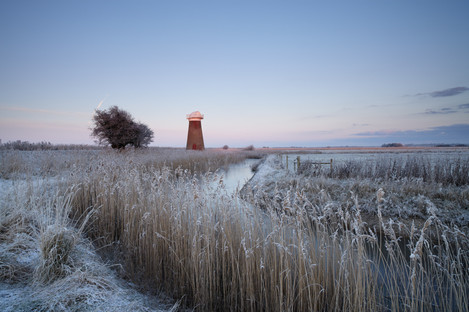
[284,155,333,172]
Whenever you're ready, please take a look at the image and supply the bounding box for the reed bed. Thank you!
[292,155,469,230]
[70,161,372,311]
[0,147,252,179]
[2,149,468,311]
[0,178,177,311]
[68,152,468,311]
[298,155,469,186]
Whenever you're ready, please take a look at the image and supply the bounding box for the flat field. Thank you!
[1,147,468,311]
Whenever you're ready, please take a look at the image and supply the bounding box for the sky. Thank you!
[1,0,469,147]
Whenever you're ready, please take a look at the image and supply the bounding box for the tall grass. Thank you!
[70,162,373,310]
[299,155,469,186]
[0,148,253,180]
[68,152,468,311]
[0,140,103,151]
[0,152,196,311]
[294,155,469,229]
[2,149,468,311]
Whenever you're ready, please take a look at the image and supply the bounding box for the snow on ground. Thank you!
[0,178,179,312]
[0,277,178,312]
[241,154,292,195]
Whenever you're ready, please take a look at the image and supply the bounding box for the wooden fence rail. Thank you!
[284,155,333,172]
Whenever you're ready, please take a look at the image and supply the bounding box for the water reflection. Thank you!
[214,158,259,194]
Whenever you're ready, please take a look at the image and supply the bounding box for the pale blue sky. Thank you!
[1,0,469,147]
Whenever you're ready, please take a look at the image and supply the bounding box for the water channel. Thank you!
[213,158,260,194]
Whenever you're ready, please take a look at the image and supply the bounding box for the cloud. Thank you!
[421,103,469,115]
[95,95,109,111]
[423,108,456,115]
[298,114,332,121]
[352,124,469,144]
[430,87,469,97]
[354,129,400,137]
[413,86,469,98]
[235,124,469,147]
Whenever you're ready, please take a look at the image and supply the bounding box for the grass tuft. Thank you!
[34,225,75,284]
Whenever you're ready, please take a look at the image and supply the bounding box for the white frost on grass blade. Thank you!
[0,177,178,312]
[245,153,469,235]
[2,148,469,311]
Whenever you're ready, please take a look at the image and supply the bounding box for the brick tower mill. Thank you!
[186,111,205,150]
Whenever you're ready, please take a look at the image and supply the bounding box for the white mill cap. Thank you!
[186,111,204,121]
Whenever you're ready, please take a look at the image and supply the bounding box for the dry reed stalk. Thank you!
[14,149,463,311]
[69,159,379,310]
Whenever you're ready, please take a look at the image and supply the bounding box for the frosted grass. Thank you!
[70,153,468,311]
[0,178,178,311]
[2,148,468,311]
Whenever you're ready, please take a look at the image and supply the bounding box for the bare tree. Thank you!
[91,106,154,149]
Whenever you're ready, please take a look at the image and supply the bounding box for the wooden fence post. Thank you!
[330,158,333,171]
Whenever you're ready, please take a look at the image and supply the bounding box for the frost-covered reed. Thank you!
[299,155,469,186]
[0,178,179,311]
[293,154,469,230]
[68,151,468,311]
[0,150,212,311]
[0,147,251,180]
[70,161,370,310]
[2,149,468,311]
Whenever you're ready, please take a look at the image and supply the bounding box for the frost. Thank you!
[0,177,177,312]
[2,148,469,311]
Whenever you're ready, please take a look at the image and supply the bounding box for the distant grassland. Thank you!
[0,147,259,179]
[1,148,468,311]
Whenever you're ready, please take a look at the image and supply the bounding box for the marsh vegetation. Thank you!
[1,147,468,311]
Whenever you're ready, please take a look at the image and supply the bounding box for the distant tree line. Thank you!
[91,106,154,149]
[0,140,102,151]
[435,144,468,147]
[382,143,468,148]
[381,143,404,148]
